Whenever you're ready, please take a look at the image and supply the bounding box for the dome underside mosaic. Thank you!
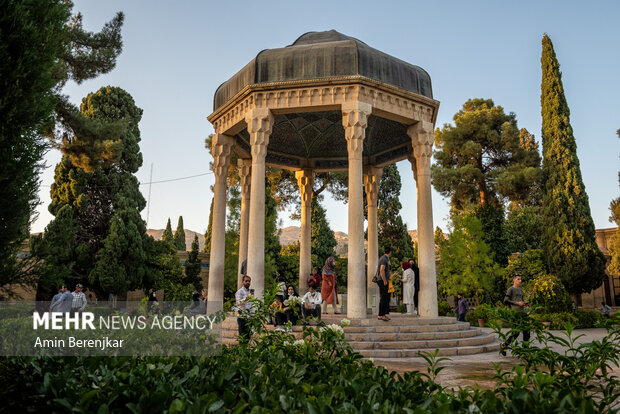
[234,111,411,170]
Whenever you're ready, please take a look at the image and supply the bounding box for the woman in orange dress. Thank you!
[321,256,339,314]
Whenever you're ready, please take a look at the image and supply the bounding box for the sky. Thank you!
[33,0,620,237]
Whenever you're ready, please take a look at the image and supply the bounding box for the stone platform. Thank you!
[220,313,500,357]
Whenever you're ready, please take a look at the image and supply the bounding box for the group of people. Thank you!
[375,246,420,321]
[49,283,87,315]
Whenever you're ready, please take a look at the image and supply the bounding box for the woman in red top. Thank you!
[321,256,339,314]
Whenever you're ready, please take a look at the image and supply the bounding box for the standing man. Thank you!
[235,275,253,342]
[500,274,530,356]
[377,246,392,321]
[49,287,64,311]
[51,285,73,313]
[456,293,468,322]
[72,283,87,314]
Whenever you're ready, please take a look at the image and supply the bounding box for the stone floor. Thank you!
[372,327,619,389]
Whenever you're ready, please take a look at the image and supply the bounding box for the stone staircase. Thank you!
[220,314,500,357]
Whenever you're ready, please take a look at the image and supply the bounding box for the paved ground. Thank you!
[371,327,619,389]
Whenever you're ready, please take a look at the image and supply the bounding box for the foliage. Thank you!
[540,34,606,295]
[2,312,619,412]
[277,244,300,286]
[185,235,202,292]
[437,300,452,316]
[150,240,190,301]
[437,213,499,302]
[310,198,337,269]
[173,216,186,251]
[472,303,494,320]
[0,0,68,297]
[503,249,547,286]
[474,203,510,266]
[523,274,571,313]
[162,218,173,244]
[573,309,604,329]
[432,98,541,211]
[505,206,543,253]
[203,198,213,253]
[377,164,415,263]
[334,257,348,294]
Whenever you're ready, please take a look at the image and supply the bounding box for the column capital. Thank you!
[238,158,252,197]
[211,134,234,179]
[342,101,372,160]
[245,108,273,160]
[407,121,435,173]
[363,166,383,204]
[295,169,314,207]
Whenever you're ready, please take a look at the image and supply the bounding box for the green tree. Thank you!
[174,216,186,251]
[185,234,202,291]
[38,87,153,298]
[432,98,541,210]
[540,35,606,295]
[505,206,543,253]
[162,218,174,244]
[311,198,337,269]
[0,0,121,297]
[437,214,500,303]
[264,178,281,288]
[377,164,414,263]
[474,204,510,266]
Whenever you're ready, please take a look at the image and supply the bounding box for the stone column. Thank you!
[295,169,313,295]
[407,121,438,317]
[342,101,372,318]
[237,158,251,289]
[364,166,383,314]
[207,133,233,315]
[245,107,274,300]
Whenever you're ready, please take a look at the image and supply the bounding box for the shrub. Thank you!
[472,303,493,321]
[539,312,579,330]
[574,309,603,328]
[523,273,571,313]
[437,300,452,316]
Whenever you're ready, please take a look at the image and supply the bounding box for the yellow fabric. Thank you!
[388,278,395,293]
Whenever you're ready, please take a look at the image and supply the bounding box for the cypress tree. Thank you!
[162,218,174,244]
[174,216,186,251]
[203,199,213,253]
[377,164,414,263]
[311,198,338,268]
[540,34,605,295]
[185,234,202,291]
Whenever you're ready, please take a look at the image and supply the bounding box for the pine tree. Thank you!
[39,87,153,298]
[540,34,605,295]
[311,198,338,269]
[162,218,174,244]
[433,99,541,211]
[174,216,186,251]
[377,164,414,263]
[185,234,202,291]
[0,1,120,297]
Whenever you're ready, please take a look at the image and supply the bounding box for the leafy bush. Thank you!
[538,312,579,330]
[472,303,493,320]
[523,273,571,313]
[437,300,452,316]
[574,309,603,328]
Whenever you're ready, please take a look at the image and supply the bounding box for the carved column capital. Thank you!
[211,134,234,179]
[363,166,383,204]
[342,101,372,160]
[295,169,314,207]
[407,121,434,173]
[237,158,252,197]
[245,107,274,160]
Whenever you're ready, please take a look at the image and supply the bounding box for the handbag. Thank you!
[371,268,379,284]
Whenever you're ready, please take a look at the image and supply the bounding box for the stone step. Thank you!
[348,333,496,350]
[358,341,501,358]
[344,328,481,342]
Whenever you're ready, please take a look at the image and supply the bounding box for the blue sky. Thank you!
[33,0,620,236]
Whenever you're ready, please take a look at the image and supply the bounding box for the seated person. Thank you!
[307,267,322,292]
[301,285,322,324]
[270,294,287,328]
[283,285,300,325]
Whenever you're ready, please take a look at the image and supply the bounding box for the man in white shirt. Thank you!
[235,275,253,341]
[301,285,322,324]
